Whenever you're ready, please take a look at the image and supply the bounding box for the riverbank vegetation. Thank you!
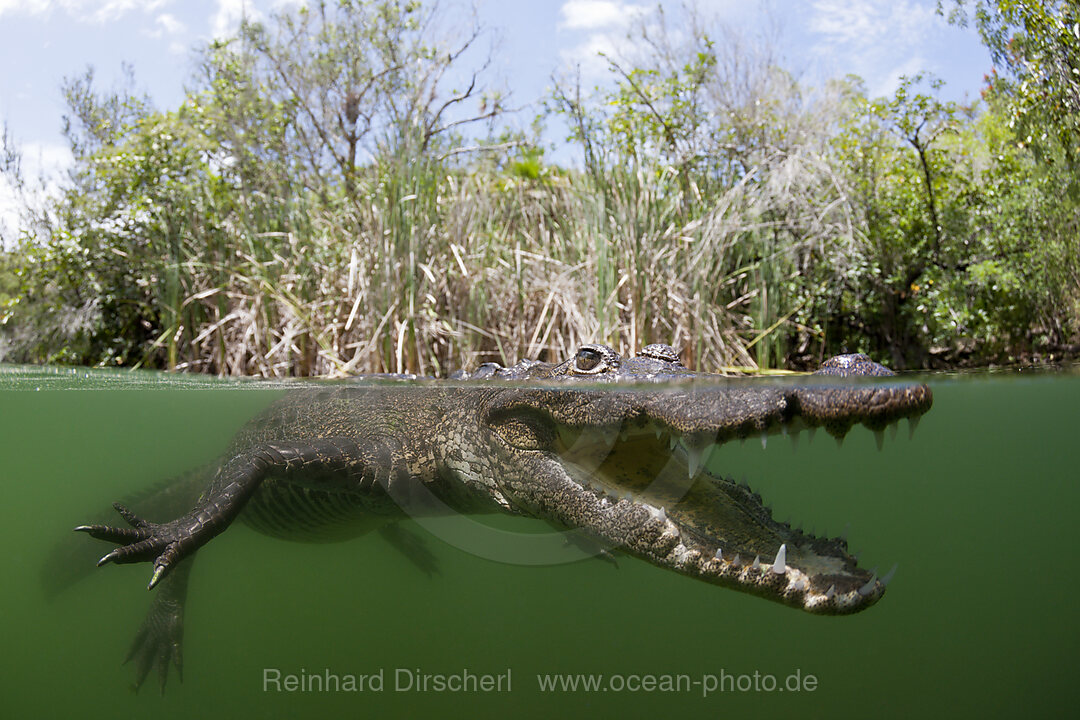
[1,0,1077,375]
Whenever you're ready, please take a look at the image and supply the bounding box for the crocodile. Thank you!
[71,343,932,692]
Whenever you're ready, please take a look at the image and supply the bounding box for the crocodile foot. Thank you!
[75,503,197,590]
[125,557,193,694]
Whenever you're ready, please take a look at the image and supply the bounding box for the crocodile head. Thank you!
[477,344,932,614]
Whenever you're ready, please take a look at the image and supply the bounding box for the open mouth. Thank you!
[551,414,904,614]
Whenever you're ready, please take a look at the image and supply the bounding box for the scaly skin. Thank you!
[75,344,932,690]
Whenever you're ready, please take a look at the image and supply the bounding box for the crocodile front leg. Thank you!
[76,438,394,589]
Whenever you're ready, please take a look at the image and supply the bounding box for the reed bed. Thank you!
[156,160,786,377]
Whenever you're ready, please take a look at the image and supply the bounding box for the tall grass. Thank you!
[133,145,811,377]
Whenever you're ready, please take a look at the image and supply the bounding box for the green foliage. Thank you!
[807,71,1079,366]
[1,0,514,374]
[942,0,1080,177]
[1,1,1076,374]
[810,74,962,365]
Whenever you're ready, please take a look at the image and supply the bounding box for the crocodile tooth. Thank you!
[668,435,678,450]
[598,426,619,449]
[751,555,761,570]
[686,444,703,478]
[644,504,665,522]
[825,584,836,599]
[760,432,768,449]
[771,544,787,574]
[808,427,817,443]
[733,554,741,567]
[881,563,898,586]
[889,422,899,441]
[873,429,885,451]
[858,573,878,596]
[793,579,806,591]
[654,426,663,439]
[908,415,920,440]
[834,434,844,448]
[714,547,723,561]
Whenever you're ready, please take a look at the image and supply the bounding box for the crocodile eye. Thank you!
[576,348,602,371]
[572,344,618,375]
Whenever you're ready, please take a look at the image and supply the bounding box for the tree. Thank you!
[0,0,512,373]
[942,1,1080,176]
[817,72,1079,367]
[205,0,505,205]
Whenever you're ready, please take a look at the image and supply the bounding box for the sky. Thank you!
[0,0,993,238]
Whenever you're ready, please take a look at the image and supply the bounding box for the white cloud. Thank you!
[0,0,168,22]
[0,0,50,18]
[0,174,21,244]
[138,10,187,52]
[155,11,184,35]
[557,0,650,80]
[809,0,944,96]
[0,141,70,247]
[210,0,261,39]
[810,0,934,51]
[873,55,929,98]
[91,0,167,23]
[14,141,70,186]
[560,32,621,79]
[559,0,644,31]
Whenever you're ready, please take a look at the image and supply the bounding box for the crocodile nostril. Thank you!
[639,344,681,364]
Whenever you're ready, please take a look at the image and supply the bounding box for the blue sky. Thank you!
[0,0,992,236]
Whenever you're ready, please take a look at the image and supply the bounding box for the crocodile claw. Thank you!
[74,502,188,590]
[148,566,166,591]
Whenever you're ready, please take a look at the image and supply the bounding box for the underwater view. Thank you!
[1,365,1077,719]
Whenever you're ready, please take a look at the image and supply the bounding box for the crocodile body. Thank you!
[73,344,932,692]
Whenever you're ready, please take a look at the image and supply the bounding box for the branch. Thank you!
[604,54,681,157]
[438,140,526,161]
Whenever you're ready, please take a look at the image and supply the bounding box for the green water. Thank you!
[1,366,1077,718]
